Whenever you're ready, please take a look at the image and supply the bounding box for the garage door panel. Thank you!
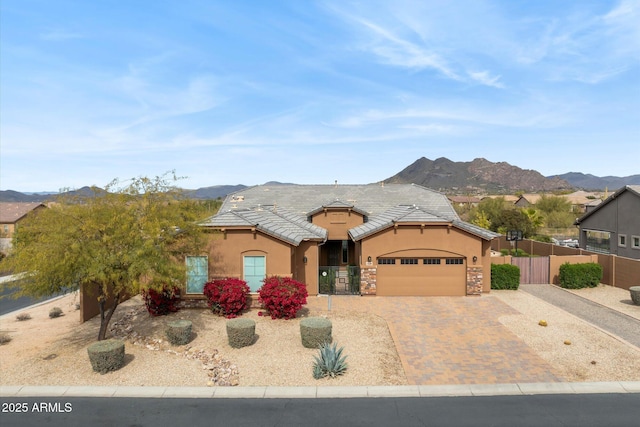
[377,263,465,296]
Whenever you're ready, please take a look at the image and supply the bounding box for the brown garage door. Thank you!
[376,257,466,296]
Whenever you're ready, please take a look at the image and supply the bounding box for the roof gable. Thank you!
[575,185,640,225]
[201,206,327,246]
[0,202,46,223]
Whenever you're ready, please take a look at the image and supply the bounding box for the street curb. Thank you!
[2,382,639,399]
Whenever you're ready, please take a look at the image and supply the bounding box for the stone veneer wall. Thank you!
[360,267,377,295]
[466,266,483,295]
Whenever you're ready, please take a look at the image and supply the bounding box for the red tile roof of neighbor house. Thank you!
[0,202,46,223]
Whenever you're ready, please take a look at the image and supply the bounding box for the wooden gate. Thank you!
[511,257,550,284]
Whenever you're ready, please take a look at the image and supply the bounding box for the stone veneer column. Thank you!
[466,266,483,295]
[360,267,377,295]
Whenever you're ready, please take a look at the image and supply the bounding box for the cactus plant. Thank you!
[312,342,348,379]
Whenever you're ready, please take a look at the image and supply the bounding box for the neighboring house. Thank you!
[0,202,47,253]
[447,195,481,208]
[574,185,640,260]
[192,184,499,297]
[514,191,602,213]
[481,195,519,204]
[514,194,542,208]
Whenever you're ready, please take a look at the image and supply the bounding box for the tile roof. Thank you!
[201,206,326,245]
[206,184,498,244]
[0,202,46,223]
[349,205,499,241]
[217,184,458,219]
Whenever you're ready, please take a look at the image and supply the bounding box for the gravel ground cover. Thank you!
[563,284,640,320]
[1,285,639,387]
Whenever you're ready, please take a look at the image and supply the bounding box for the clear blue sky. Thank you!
[1,0,639,192]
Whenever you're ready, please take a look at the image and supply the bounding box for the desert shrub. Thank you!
[142,285,181,316]
[165,320,193,346]
[313,342,348,379]
[49,307,63,318]
[559,263,602,289]
[87,339,125,374]
[499,248,528,257]
[491,264,520,290]
[16,313,32,321]
[226,318,256,348]
[203,278,250,318]
[0,333,11,345]
[300,317,332,349]
[258,276,308,320]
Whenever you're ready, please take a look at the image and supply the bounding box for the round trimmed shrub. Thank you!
[630,286,640,306]
[300,317,332,349]
[226,318,256,348]
[165,320,193,345]
[87,339,125,374]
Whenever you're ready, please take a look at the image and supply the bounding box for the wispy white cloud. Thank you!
[467,71,505,88]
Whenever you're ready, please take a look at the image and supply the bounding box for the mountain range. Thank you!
[1,158,638,202]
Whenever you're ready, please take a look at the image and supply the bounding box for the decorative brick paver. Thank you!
[307,295,562,385]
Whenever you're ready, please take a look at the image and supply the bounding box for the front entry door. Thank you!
[244,256,266,292]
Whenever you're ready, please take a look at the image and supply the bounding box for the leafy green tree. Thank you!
[3,173,206,340]
[469,197,508,228]
[522,208,544,230]
[494,209,537,238]
[536,195,571,214]
[471,211,492,230]
[535,195,575,228]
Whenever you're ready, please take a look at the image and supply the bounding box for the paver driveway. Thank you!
[307,295,562,385]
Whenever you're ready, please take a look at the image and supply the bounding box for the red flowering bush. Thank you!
[258,276,308,320]
[203,278,250,318]
[142,285,181,316]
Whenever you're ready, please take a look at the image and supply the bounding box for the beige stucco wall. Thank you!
[311,210,364,240]
[204,228,320,296]
[206,228,293,279]
[360,224,493,293]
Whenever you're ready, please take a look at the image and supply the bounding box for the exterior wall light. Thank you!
[367,256,372,263]
[472,256,478,263]
[303,256,308,264]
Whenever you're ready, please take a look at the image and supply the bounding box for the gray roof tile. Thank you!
[206,184,498,244]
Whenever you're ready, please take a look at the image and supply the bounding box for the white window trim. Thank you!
[618,234,627,247]
[632,235,640,250]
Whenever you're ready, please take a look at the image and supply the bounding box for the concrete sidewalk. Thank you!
[2,382,639,399]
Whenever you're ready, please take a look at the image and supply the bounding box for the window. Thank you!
[423,258,441,265]
[400,258,418,265]
[445,258,464,265]
[378,258,395,265]
[632,236,640,250]
[618,234,627,247]
[342,240,349,264]
[186,256,208,294]
[585,230,611,254]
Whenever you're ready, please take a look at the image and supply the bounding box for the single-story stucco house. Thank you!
[187,183,499,297]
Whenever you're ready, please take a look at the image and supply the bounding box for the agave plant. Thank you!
[313,342,348,379]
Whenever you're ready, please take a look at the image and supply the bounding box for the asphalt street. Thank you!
[1,394,639,427]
